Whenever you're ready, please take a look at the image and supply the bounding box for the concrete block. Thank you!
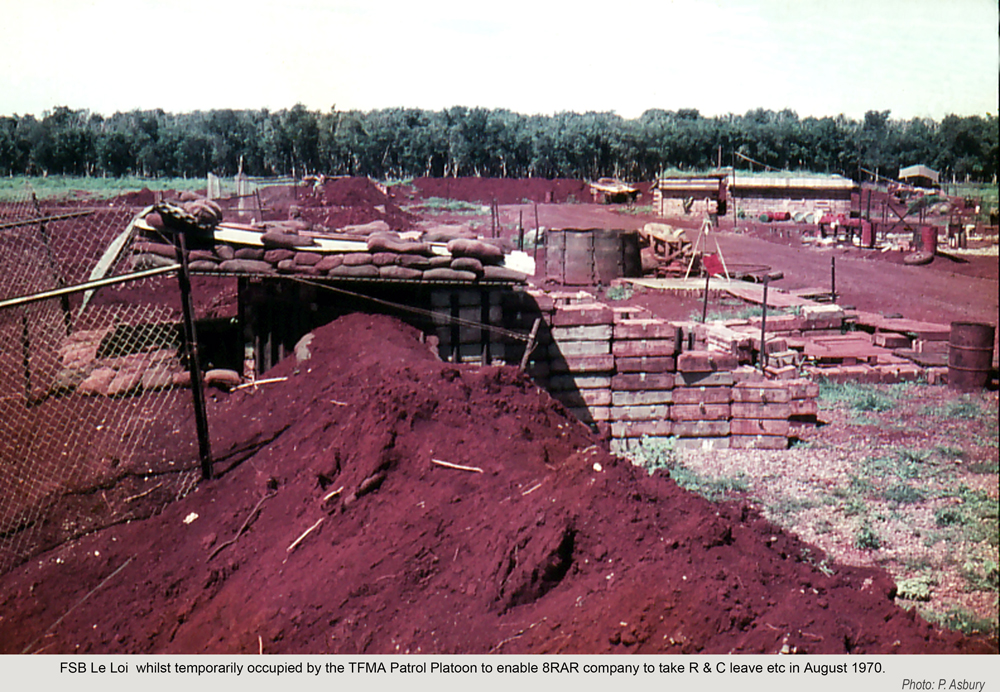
[730,418,790,436]
[611,390,674,406]
[549,340,611,357]
[671,436,730,451]
[611,372,675,391]
[764,364,799,380]
[731,384,791,404]
[551,304,613,326]
[729,435,788,450]
[785,379,820,399]
[611,306,652,322]
[925,367,949,386]
[551,324,613,341]
[677,350,738,373]
[554,389,612,407]
[676,371,735,387]
[610,404,671,422]
[610,420,674,438]
[875,332,911,349]
[547,374,612,391]
[730,402,792,420]
[789,399,819,417]
[613,319,679,340]
[612,339,677,358]
[672,420,730,437]
[567,406,611,422]
[672,386,733,405]
[549,354,615,373]
[616,356,676,373]
[671,403,730,421]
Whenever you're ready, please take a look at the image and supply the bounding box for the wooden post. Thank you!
[533,202,541,264]
[518,210,524,251]
[174,232,213,480]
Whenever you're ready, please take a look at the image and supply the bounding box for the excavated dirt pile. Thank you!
[0,313,991,655]
[294,177,418,231]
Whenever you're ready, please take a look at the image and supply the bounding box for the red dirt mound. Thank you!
[294,177,418,231]
[412,177,592,205]
[0,313,991,655]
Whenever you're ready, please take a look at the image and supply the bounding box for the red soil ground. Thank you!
[0,177,996,656]
[0,313,992,655]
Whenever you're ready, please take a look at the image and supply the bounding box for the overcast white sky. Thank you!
[1,0,996,120]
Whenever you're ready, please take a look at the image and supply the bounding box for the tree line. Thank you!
[0,105,995,183]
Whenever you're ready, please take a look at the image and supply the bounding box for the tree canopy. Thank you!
[0,105,995,183]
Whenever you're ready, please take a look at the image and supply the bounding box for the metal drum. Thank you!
[920,225,938,255]
[948,321,995,391]
[546,228,640,286]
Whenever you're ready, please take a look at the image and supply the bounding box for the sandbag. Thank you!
[132,253,176,270]
[262,231,316,249]
[372,252,401,266]
[367,235,433,256]
[378,265,424,280]
[205,369,242,389]
[188,260,220,272]
[446,238,504,264]
[423,267,478,282]
[482,265,528,282]
[215,244,236,261]
[342,252,374,266]
[264,249,295,264]
[234,248,265,260]
[134,241,177,258]
[219,259,274,273]
[328,264,379,278]
[315,255,344,271]
[294,251,323,266]
[450,257,484,275]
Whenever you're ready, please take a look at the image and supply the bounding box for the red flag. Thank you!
[703,253,725,277]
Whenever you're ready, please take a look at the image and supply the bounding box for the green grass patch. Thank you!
[406,197,484,214]
[0,175,205,202]
[884,482,925,505]
[896,574,934,601]
[817,381,903,413]
[854,523,881,550]
[605,284,633,302]
[619,204,655,216]
[921,396,984,420]
[627,436,747,502]
[921,606,997,638]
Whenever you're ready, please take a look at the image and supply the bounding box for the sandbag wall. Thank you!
[508,290,820,450]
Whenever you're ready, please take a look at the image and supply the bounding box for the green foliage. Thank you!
[854,523,881,550]
[922,607,997,638]
[921,395,983,420]
[960,559,999,591]
[409,197,484,214]
[817,381,900,412]
[896,574,934,601]
[1,107,996,182]
[604,284,633,302]
[884,483,925,505]
[628,436,746,502]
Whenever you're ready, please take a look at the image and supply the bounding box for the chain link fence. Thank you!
[0,189,201,575]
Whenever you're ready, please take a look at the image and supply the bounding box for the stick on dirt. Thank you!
[322,485,345,502]
[209,492,275,560]
[287,517,325,553]
[431,458,484,474]
[233,377,288,391]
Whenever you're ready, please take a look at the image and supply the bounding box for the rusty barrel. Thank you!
[546,228,640,286]
[948,321,995,391]
[920,225,938,255]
